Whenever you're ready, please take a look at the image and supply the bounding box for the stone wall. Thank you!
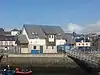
[1,54,77,68]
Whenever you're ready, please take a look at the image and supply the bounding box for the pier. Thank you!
[0,51,100,73]
[0,53,77,68]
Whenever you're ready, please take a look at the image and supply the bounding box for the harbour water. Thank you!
[32,67,100,75]
[0,64,99,75]
[0,62,100,75]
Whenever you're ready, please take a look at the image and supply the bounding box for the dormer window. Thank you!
[32,32,35,35]
[32,32,39,39]
[58,33,61,36]
[48,35,54,42]
[48,35,54,38]
[57,33,61,39]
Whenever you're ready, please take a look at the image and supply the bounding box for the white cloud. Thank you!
[66,20,100,34]
[83,20,100,33]
[67,23,83,33]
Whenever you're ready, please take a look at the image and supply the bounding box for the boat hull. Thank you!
[16,71,32,75]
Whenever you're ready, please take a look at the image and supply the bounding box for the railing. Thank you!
[0,46,20,54]
[66,50,100,66]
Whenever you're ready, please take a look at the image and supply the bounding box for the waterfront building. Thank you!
[21,24,66,53]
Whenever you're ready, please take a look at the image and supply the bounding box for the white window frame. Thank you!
[32,32,39,39]
[5,41,8,45]
[9,41,13,45]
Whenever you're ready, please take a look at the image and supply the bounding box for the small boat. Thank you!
[6,65,15,75]
[0,69,15,75]
[0,65,15,75]
[0,70,5,75]
[15,67,32,75]
[7,70,15,75]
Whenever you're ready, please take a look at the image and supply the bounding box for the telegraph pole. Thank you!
[72,32,76,50]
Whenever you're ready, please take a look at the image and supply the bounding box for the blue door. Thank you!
[31,50,39,54]
[40,46,43,53]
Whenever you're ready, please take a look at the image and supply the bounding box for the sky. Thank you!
[0,0,100,33]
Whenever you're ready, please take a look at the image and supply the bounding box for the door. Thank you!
[40,46,43,53]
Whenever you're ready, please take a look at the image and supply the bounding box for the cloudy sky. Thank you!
[67,20,100,33]
[0,0,100,33]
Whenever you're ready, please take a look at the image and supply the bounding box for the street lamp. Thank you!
[83,34,85,53]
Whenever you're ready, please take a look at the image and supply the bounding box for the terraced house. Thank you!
[21,24,66,53]
[0,28,18,53]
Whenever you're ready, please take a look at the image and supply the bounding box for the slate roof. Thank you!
[52,26,66,39]
[41,26,57,34]
[4,32,11,36]
[0,28,4,35]
[0,35,16,41]
[0,28,4,32]
[11,29,19,31]
[16,35,28,43]
[23,24,65,39]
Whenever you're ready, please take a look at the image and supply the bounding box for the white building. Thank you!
[75,35,91,47]
[0,28,18,52]
[11,29,19,36]
[0,35,17,51]
[15,35,29,53]
[21,24,66,53]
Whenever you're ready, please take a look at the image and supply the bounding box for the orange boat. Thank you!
[15,67,32,75]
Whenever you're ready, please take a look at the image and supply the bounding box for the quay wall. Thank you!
[1,54,77,68]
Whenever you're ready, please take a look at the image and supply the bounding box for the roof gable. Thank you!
[23,25,46,39]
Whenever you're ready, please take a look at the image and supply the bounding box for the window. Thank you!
[33,46,36,49]
[34,35,38,39]
[9,41,13,45]
[32,32,39,39]
[57,33,61,39]
[0,41,3,46]
[5,41,8,45]
[52,46,54,49]
[86,43,88,45]
[1,41,3,45]
[48,35,54,38]
[52,35,54,38]
[65,46,70,50]
[46,46,48,49]
[0,41,1,46]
